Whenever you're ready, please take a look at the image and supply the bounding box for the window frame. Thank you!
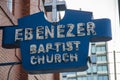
[97,55,107,62]
[7,0,14,13]
[97,65,108,72]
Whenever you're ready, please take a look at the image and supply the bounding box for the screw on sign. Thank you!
[2,9,112,74]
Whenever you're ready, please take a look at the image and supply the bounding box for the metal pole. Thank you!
[118,0,120,20]
[113,51,117,80]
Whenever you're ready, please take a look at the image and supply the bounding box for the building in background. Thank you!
[62,42,109,80]
[0,0,59,80]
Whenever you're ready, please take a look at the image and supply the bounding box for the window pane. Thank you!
[98,76,102,80]
[91,44,96,53]
[7,0,13,13]
[78,77,82,80]
[97,65,108,71]
[104,76,108,80]
[101,46,106,51]
[103,65,107,71]
[98,76,108,80]
[83,77,87,80]
[91,55,96,63]
[96,46,100,52]
[97,56,101,61]
[87,66,92,73]
[96,45,106,52]
[98,66,102,71]
[102,56,107,61]
[97,56,107,62]
[92,65,97,73]
[88,76,92,80]
[93,75,97,80]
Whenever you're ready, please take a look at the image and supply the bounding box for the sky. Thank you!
[64,0,120,52]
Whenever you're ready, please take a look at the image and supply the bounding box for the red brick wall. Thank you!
[0,0,25,79]
[0,0,59,80]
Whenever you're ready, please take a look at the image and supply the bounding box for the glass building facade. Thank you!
[61,42,109,80]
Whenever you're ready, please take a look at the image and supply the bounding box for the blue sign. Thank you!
[2,9,112,74]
